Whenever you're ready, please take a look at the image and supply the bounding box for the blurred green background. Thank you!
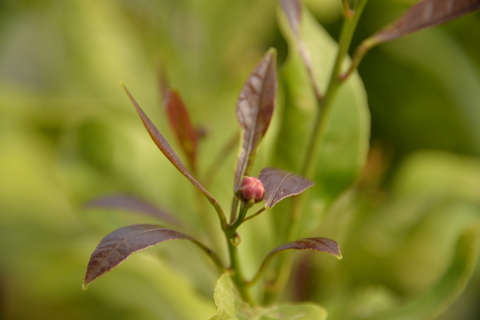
[1,0,479,319]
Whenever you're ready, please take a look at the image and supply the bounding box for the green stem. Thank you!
[223,201,255,305]
[265,0,369,304]
[301,0,367,179]
[226,237,254,305]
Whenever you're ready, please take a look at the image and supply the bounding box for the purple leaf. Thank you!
[373,0,480,44]
[251,237,342,285]
[121,83,217,206]
[269,237,342,259]
[83,224,213,288]
[234,49,277,188]
[259,167,314,208]
[84,194,181,226]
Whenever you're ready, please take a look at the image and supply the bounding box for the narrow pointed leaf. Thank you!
[234,49,277,188]
[121,84,220,211]
[83,224,218,288]
[259,167,314,208]
[84,194,181,225]
[163,89,199,172]
[372,0,480,45]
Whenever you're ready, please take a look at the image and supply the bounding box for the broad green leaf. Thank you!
[85,194,181,225]
[235,49,277,188]
[258,167,314,208]
[83,224,222,288]
[276,3,370,229]
[371,225,480,320]
[210,274,327,320]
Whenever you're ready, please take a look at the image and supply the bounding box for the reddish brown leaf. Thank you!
[84,194,181,225]
[258,167,314,208]
[268,237,342,259]
[83,224,211,288]
[235,49,277,188]
[121,83,215,204]
[373,0,480,44]
[164,89,198,172]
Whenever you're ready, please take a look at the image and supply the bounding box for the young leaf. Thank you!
[163,89,199,173]
[372,0,480,45]
[83,224,223,289]
[84,194,181,225]
[121,83,227,228]
[249,237,342,288]
[268,237,342,260]
[211,273,328,320]
[344,0,480,79]
[258,167,314,208]
[234,49,277,188]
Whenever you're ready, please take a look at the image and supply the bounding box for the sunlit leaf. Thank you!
[163,88,198,172]
[258,167,314,208]
[121,83,221,211]
[210,274,328,320]
[83,224,214,288]
[234,49,277,188]
[372,0,480,45]
[84,194,181,225]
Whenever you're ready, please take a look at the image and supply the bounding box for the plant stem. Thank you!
[265,0,368,303]
[226,236,254,305]
[301,0,367,179]
[223,202,255,305]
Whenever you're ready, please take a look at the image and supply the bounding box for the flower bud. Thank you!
[236,176,265,203]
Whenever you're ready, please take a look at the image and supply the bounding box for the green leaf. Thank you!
[276,4,370,228]
[210,274,327,320]
[234,49,277,188]
[371,225,480,320]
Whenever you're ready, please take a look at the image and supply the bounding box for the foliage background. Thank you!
[1,0,479,319]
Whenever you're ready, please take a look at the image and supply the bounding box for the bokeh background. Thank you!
[1,0,479,319]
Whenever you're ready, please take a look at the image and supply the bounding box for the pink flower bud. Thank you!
[237,177,265,203]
